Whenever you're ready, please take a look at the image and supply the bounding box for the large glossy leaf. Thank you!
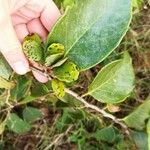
[0,54,12,80]
[47,0,132,70]
[87,52,135,104]
[123,95,150,130]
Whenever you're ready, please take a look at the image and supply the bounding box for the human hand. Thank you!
[0,0,61,83]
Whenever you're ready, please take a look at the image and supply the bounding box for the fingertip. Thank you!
[1,47,30,75]
[13,60,30,75]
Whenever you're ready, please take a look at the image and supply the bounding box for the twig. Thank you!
[65,88,129,134]
[30,66,129,134]
[44,125,73,150]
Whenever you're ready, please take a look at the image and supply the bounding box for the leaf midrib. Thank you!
[87,61,123,96]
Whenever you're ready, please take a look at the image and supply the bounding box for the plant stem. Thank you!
[31,66,129,134]
[65,88,129,134]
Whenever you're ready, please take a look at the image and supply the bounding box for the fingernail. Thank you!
[13,61,29,75]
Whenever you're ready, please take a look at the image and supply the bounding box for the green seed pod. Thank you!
[23,40,43,62]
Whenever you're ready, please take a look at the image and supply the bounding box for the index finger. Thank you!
[40,0,61,31]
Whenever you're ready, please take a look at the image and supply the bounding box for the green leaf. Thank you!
[56,108,85,132]
[53,61,79,83]
[123,95,150,130]
[132,0,143,10]
[52,79,65,98]
[60,92,82,106]
[24,33,42,44]
[6,113,31,134]
[91,126,117,143]
[23,39,43,62]
[46,43,64,55]
[0,121,5,135]
[45,43,65,66]
[45,53,63,66]
[11,76,31,101]
[131,131,148,150]
[23,107,43,123]
[47,0,132,70]
[53,0,63,8]
[0,76,14,89]
[0,54,12,80]
[31,82,50,97]
[87,52,135,104]
[147,118,150,150]
[63,0,75,8]
[51,57,68,68]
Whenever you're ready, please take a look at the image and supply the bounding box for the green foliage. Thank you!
[0,120,5,135]
[63,0,75,8]
[10,76,31,101]
[147,118,150,150]
[87,52,135,103]
[51,79,65,98]
[47,43,64,55]
[47,0,132,70]
[131,131,148,150]
[45,43,65,66]
[132,0,144,10]
[0,54,12,80]
[55,108,85,132]
[6,113,31,134]
[54,0,74,9]
[31,82,50,97]
[23,39,43,62]
[0,76,14,89]
[23,107,43,123]
[123,95,150,130]
[60,92,82,106]
[24,33,42,44]
[53,61,79,83]
[91,126,118,143]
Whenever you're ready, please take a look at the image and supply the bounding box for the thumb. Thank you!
[0,18,29,75]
